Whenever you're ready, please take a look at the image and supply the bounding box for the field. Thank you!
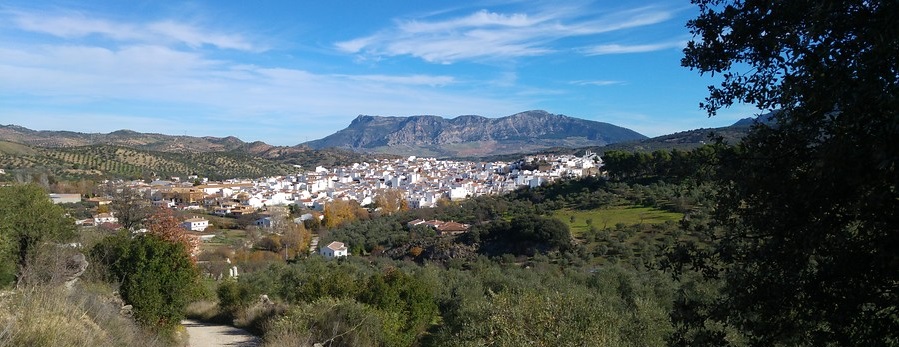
[0,142,296,181]
[553,205,682,235]
[199,229,249,252]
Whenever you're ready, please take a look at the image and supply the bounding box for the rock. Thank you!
[63,253,89,290]
[259,294,273,305]
[120,304,133,317]
[305,110,647,157]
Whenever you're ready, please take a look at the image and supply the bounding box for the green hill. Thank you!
[0,143,297,181]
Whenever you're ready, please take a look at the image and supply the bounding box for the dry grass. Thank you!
[0,285,171,347]
[262,330,315,347]
[0,244,181,347]
[184,300,230,324]
[233,302,289,336]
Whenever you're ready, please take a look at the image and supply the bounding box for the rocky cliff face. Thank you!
[305,110,646,157]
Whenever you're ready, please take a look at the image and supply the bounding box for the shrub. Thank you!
[233,301,288,336]
[266,297,384,347]
[216,278,253,315]
[92,233,199,333]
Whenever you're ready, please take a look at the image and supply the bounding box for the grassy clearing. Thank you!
[553,205,682,235]
[201,229,247,248]
[0,141,37,156]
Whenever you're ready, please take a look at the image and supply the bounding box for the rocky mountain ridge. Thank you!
[305,110,647,157]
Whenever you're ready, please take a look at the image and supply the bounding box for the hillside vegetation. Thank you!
[0,142,296,181]
[0,125,394,182]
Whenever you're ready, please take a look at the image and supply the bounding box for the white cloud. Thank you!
[147,21,257,51]
[8,10,259,51]
[582,40,686,55]
[335,5,677,63]
[337,74,456,87]
[570,80,624,86]
[0,41,529,144]
[11,11,140,40]
[397,10,541,33]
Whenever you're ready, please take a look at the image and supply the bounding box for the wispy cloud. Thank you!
[582,40,685,55]
[570,80,624,86]
[9,10,260,51]
[336,74,456,87]
[0,41,527,144]
[335,5,677,63]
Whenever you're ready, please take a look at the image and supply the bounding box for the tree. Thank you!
[373,188,408,216]
[358,269,438,347]
[323,200,362,229]
[0,184,76,286]
[684,0,898,345]
[107,185,152,231]
[280,224,310,259]
[145,208,198,261]
[266,206,291,234]
[93,233,199,332]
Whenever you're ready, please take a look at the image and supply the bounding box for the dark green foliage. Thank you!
[602,146,717,183]
[233,258,436,347]
[92,233,199,332]
[685,0,899,345]
[431,263,674,347]
[0,184,76,286]
[58,201,94,220]
[238,258,367,304]
[325,216,409,254]
[358,269,438,347]
[216,278,254,314]
[475,215,571,256]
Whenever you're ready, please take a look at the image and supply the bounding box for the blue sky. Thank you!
[0,1,758,146]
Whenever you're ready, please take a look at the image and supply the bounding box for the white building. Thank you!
[94,213,118,224]
[181,216,209,232]
[320,241,348,259]
[449,187,471,201]
[49,193,81,204]
[254,216,273,228]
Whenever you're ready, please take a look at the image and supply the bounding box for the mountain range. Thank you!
[306,110,647,157]
[0,110,766,180]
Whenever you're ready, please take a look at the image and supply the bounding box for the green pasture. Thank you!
[553,205,682,235]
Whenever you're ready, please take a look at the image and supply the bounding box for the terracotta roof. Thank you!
[437,221,469,232]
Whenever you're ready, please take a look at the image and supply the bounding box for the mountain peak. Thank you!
[306,111,646,157]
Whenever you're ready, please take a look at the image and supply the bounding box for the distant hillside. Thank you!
[0,125,248,153]
[304,110,647,157]
[466,119,758,162]
[0,141,298,181]
[0,125,388,176]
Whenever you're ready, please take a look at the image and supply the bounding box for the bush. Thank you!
[91,233,199,333]
[233,301,288,336]
[216,278,253,315]
[266,297,385,347]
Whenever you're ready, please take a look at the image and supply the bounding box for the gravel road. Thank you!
[182,320,261,347]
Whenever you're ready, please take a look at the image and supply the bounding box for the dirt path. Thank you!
[182,320,261,347]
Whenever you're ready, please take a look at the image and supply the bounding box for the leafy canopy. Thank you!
[684,0,898,345]
[0,184,76,286]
